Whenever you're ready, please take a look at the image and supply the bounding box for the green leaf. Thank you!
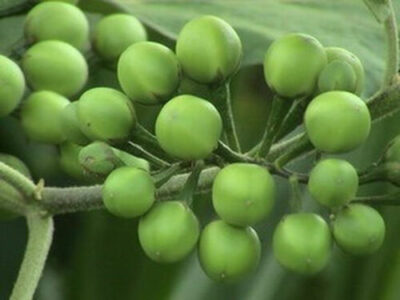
[108,0,400,96]
[0,0,31,17]
[363,0,391,23]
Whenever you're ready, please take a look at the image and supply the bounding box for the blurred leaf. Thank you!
[363,0,391,23]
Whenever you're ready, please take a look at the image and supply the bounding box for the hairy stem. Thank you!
[0,162,38,200]
[383,0,399,88]
[10,212,54,300]
[354,191,400,206]
[223,82,241,152]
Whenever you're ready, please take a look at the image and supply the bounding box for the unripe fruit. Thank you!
[61,102,90,145]
[102,167,155,218]
[138,201,200,263]
[22,40,88,97]
[0,55,25,117]
[198,220,261,282]
[176,15,242,84]
[59,142,87,181]
[118,42,180,104]
[212,163,275,226]
[318,60,357,94]
[273,213,331,275]
[155,95,222,160]
[305,91,371,153]
[77,87,136,144]
[308,159,358,207]
[332,204,385,255]
[325,47,364,96]
[264,33,327,98]
[38,0,79,4]
[21,91,70,144]
[94,14,147,62]
[25,2,89,50]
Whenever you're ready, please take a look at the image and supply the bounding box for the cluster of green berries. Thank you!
[0,0,389,282]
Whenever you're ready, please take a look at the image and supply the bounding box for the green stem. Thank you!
[10,212,54,300]
[257,95,292,158]
[222,82,241,152]
[273,134,313,169]
[382,0,399,88]
[154,163,184,188]
[0,162,38,200]
[178,160,205,206]
[289,175,302,212]
[354,191,400,206]
[127,141,170,169]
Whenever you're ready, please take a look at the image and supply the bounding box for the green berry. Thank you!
[333,204,385,255]
[308,159,358,208]
[94,14,147,62]
[318,60,357,94]
[264,33,327,98]
[155,95,222,160]
[102,167,155,218]
[305,91,371,153]
[21,91,70,144]
[176,15,242,84]
[325,47,364,96]
[59,142,87,181]
[77,87,136,144]
[0,55,25,117]
[25,2,89,50]
[212,163,275,226]
[22,40,88,97]
[198,220,261,282]
[273,213,331,275]
[61,102,90,145]
[118,42,180,104]
[138,201,200,263]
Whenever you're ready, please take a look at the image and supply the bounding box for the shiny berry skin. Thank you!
[77,87,136,144]
[118,42,180,104]
[198,220,261,282]
[155,95,222,160]
[102,167,155,218]
[273,213,332,275]
[94,14,147,62]
[332,204,385,255]
[21,91,70,144]
[22,40,88,97]
[308,159,358,207]
[264,33,327,98]
[212,163,275,226]
[25,2,89,50]
[0,55,25,117]
[176,15,242,84]
[304,91,371,153]
[61,102,90,145]
[138,201,200,263]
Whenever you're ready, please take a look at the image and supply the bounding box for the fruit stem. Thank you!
[358,164,388,184]
[257,95,293,158]
[10,212,54,300]
[154,163,185,188]
[223,82,242,152]
[289,175,303,212]
[127,141,170,169]
[178,160,205,206]
[354,191,400,206]
[273,134,314,169]
[0,161,38,200]
[382,0,399,89]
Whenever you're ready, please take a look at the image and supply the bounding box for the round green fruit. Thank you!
[264,33,327,98]
[325,47,364,95]
[77,87,136,144]
[332,204,385,255]
[25,2,89,50]
[212,163,275,226]
[118,42,180,104]
[94,14,147,62]
[0,55,25,117]
[59,142,87,181]
[305,91,371,153]
[198,220,261,282]
[273,213,331,275]
[21,91,70,144]
[61,102,90,145]
[155,95,222,160]
[308,159,358,207]
[102,167,155,218]
[176,15,242,84]
[318,60,357,94]
[138,201,200,263]
[22,40,88,97]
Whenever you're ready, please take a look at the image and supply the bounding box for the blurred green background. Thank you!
[1,0,400,299]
